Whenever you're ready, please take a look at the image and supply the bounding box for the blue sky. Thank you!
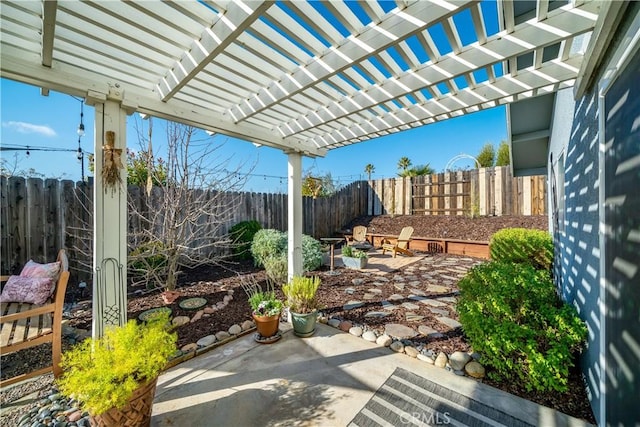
[0,1,509,193]
[1,78,507,193]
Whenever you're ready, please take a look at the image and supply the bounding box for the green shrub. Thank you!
[263,254,288,286]
[251,229,287,267]
[490,228,553,270]
[457,261,587,392]
[301,234,323,271]
[229,220,262,260]
[251,229,323,273]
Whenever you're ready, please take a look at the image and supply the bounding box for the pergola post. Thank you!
[287,152,303,280]
[89,94,128,338]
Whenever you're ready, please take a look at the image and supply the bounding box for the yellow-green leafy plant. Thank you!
[57,313,177,416]
[282,275,321,314]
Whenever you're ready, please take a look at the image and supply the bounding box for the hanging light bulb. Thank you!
[77,100,85,136]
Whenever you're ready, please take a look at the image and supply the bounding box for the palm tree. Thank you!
[397,156,412,172]
[364,163,375,180]
[398,164,434,177]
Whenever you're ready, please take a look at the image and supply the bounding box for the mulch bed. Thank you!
[0,215,595,424]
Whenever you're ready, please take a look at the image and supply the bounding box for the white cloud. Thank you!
[3,121,57,137]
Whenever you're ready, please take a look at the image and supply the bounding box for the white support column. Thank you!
[90,95,128,338]
[287,152,303,280]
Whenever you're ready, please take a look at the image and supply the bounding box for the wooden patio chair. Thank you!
[381,226,414,257]
[345,225,368,246]
[0,249,70,387]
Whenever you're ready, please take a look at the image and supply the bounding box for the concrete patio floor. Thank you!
[151,323,593,427]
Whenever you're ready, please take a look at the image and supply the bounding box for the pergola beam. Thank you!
[157,0,274,102]
[41,0,57,68]
[1,54,326,157]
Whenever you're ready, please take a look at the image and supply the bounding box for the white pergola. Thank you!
[1,0,601,335]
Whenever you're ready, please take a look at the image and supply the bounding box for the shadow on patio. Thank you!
[151,323,593,427]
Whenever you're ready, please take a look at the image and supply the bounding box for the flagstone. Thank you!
[405,312,424,322]
[384,323,418,339]
[437,316,462,329]
[343,300,364,310]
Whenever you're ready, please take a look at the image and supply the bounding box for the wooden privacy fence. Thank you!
[367,166,547,216]
[1,169,544,280]
[0,177,367,280]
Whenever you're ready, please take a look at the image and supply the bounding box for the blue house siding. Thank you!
[602,46,640,425]
[557,90,602,417]
[549,4,640,424]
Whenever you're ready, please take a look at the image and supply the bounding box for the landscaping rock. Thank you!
[228,324,242,335]
[197,335,217,347]
[172,316,190,327]
[241,320,254,331]
[390,341,405,353]
[376,334,392,347]
[449,351,472,370]
[362,331,378,342]
[328,318,341,328]
[339,321,353,332]
[349,326,363,337]
[215,331,231,341]
[190,310,204,322]
[404,346,419,358]
[181,343,198,352]
[435,352,448,368]
[417,353,434,364]
[465,361,486,379]
[203,307,215,314]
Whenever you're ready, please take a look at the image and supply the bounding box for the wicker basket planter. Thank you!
[90,377,158,427]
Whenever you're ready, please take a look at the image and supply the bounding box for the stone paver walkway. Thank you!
[335,254,483,338]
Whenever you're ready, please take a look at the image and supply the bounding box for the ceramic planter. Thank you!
[290,310,317,337]
[342,256,368,270]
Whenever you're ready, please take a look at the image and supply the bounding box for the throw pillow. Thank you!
[0,275,54,305]
[20,260,60,282]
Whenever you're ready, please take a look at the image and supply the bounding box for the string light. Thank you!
[77,100,85,137]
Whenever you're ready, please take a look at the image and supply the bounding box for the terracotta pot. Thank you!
[253,313,280,338]
[90,377,157,427]
[161,290,180,304]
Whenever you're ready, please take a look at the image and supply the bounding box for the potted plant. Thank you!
[282,275,321,337]
[57,313,177,427]
[341,246,368,270]
[241,276,283,340]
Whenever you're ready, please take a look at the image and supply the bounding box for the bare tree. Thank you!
[66,120,253,292]
[128,121,252,292]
